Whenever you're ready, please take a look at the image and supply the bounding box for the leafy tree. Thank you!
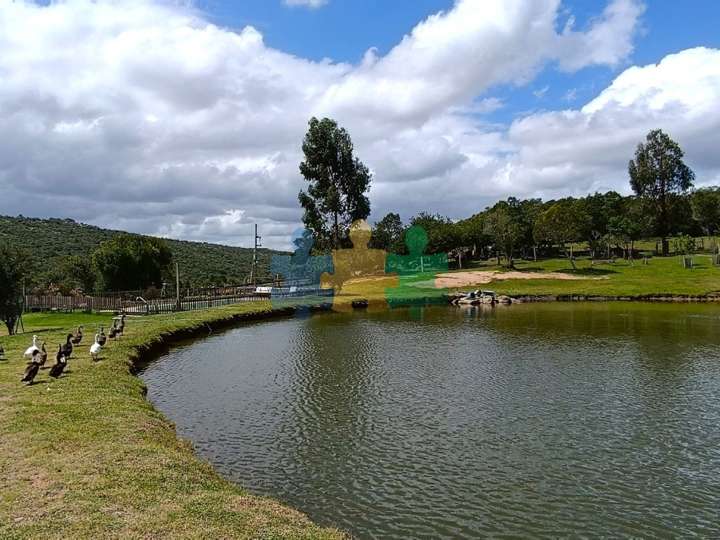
[409,213,458,254]
[484,201,523,266]
[58,255,97,292]
[533,200,584,258]
[579,191,624,257]
[629,129,695,255]
[607,216,643,260]
[0,242,28,335]
[92,235,173,292]
[371,213,404,252]
[298,117,372,250]
[691,187,720,236]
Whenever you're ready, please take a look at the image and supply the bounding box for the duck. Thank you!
[21,350,42,384]
[49,353,67,379]
[116,315,126,337]
[38,342,48,368]
[24,335,40,358]
[59,334,74,359]
[108,324,118,339]
[71,326,84,345]
[97,326,107,346]
[90,334,102,361]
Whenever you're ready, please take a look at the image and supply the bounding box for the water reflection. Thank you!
[140,303,720,538]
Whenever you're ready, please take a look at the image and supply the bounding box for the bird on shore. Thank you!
[24,335,40,358]
[21,350,42,385]
[90,334,102,361]
[38,342,48,368]
[60,334,74,359]
[98,326,107,346]
[71,326,84,345]
[49,353,67,379]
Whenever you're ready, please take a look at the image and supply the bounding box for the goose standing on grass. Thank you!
[108,323,118,339]
[49,353,67,379]
[98,326,107,346]
[71,326,84,345]
[24,335,40,358]
[90,334,102,361]
[21,350,42,384]
[38,342,48,368]
[60,334,74,359]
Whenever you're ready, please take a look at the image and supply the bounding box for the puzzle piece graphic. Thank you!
[321,219,399,313]
[270,229,334,313]
[384,225,449,308]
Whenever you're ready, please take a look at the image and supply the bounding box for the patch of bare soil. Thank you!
[435,270,599,288]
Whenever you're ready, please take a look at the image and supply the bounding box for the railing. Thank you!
[24,282,278,315]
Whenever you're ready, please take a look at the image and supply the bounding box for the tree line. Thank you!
[298,121,718,265]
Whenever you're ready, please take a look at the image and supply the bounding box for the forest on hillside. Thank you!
[0,215,280,291]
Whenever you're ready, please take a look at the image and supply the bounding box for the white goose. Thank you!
[24,335,40,358]
[90,334,102,361]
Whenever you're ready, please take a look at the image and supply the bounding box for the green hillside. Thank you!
[0,215,283,289]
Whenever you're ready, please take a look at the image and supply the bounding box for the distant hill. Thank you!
[0,215,284,288]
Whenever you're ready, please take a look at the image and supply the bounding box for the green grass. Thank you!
[451,255,720,298]
[0,306,344,539]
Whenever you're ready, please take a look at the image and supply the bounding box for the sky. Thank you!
[1,0,719,249]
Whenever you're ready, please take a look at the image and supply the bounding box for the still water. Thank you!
[139,303,720,538]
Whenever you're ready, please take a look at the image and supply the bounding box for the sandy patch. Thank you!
[435,270,595,288]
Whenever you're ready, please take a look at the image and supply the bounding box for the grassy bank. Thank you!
[450,255,720,299]
[0,304,343,539]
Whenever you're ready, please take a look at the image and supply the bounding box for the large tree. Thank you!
[484,201,524,267]
[691,187,720,236]
[533,199,585,259]
[298,117,371,250]
[371,212,404,252]
[92,235,172,292]
[629,129,695,255]
[0,242,28,335]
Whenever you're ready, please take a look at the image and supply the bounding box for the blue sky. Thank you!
[197,0,720,124]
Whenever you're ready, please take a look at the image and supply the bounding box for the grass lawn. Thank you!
[451,255,720,298]
[0,305,343,539]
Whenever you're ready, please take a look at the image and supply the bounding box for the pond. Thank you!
[139,303,720,538]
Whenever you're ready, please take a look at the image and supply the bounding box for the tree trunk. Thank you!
[661,237,669,256]
[333,211,339,249]
[533,245,537,261]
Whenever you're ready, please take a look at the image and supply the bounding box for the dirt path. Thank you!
[435,270,596,288]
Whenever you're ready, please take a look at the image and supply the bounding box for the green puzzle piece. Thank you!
[385,225,449,308]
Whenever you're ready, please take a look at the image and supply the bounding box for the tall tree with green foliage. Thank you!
[629,129,695,255]
[484,201,523,267]
[92,235,172,292]
[533,200,585,259]
[0,242,28,335]
[691,187,720,236]
[298,117,372,250]
[371,213,404,252]
[409,212,458,254]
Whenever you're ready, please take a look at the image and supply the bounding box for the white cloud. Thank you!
[5,0,716,251]
[283,0,328,8]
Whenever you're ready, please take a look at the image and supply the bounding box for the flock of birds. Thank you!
[0,314,127,386]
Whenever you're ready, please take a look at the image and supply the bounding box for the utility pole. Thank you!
[251,224,262,285]
[175,262,181,311]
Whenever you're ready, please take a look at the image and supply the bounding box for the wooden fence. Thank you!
[25,282,328,314]
[24,285,273,315]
